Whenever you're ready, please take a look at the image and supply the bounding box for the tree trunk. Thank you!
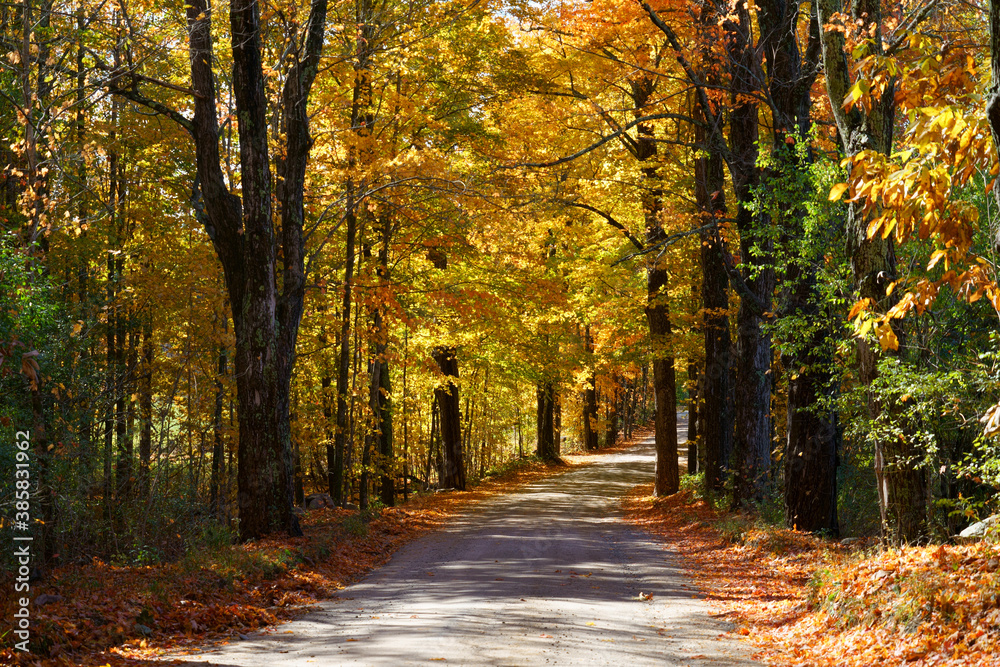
[433,347,466,489]
[689,103,733,493]
[184,0,319,539]
[210,343,227,515]
[686,362,699,474]
[274,0,329,534]
[554,393,561,455]
[375,222,394,508]
[817,0,925,543]
[582,325,599,451]
[138,316,154,501]
[402,327,410,501]
[724,0,775,509]
[697,211,732,494]
[631,75,679,496]
[783,305,839,533]
[536,380,556,460]
[607,376,620,447]
[748,0,840,534]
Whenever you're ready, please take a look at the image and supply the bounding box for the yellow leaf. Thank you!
[847,298,871,321]
[828,183,849,201]
[876,321,899,351]
[927,250,947,270]
[858,318,873,339]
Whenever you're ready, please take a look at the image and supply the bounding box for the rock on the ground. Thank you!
[34,594,63,606]
[959,515,1000,540]
[305,493,335,510]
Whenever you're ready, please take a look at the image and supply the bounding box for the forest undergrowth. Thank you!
[624,482,1000,666]
[0,434,644,666]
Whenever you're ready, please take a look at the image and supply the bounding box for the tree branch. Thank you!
[502,112,702,169]
[556,199,643,249]
[886,0,939,56]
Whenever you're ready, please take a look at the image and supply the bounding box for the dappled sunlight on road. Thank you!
[172,440,757,666]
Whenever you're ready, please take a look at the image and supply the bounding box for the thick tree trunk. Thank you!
[433,347,465,489]
[686,362,698,474]
[186,0,301,539]
[750,0,840,534]
[695,139,732,492]
[783,304,839,532]
[210,344,227,515]
[725,1,774,509]
[817,0,925,543]
[274,0,328,533]
[629,74,679,496]
[536,380,556,460]
[582,325,599,451]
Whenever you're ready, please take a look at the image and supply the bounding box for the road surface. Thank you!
[174,438,756,666]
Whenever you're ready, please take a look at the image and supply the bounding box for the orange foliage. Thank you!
[0,450,617,666]
[623,484,1000,666]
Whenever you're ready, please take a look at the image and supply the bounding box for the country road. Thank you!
[173,437,757,666]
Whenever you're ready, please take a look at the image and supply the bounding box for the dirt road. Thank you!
[175,440,756,666]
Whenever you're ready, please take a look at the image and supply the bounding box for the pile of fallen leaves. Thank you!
[0,450,600,667]
[623,484,1000,666]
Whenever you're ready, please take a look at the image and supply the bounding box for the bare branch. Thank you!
[556,199,644,249]
[501,112,701,169]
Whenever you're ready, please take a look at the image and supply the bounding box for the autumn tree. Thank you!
[103,0,332,539]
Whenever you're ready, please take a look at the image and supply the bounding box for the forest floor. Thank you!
[0,431,649,666]
[625,476,1000,666]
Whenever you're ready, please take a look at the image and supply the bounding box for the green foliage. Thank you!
[342,514,369,537]
[679,471,704,496]
[480,454,543,480]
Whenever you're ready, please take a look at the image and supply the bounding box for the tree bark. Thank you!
[694,123,732,493]
[686,362,698,473]
[582,325,599,451]
[536,380,556,460]
[433,347,465,489]
[750,0,840,534]
[210,343,227,516]
[554,393,562,455]
[185,0,324,539]
[607,375,620,447]
[817,0,925,542]
[632,75,679,496]
[273,0,329,533]
[725,1,774,508]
